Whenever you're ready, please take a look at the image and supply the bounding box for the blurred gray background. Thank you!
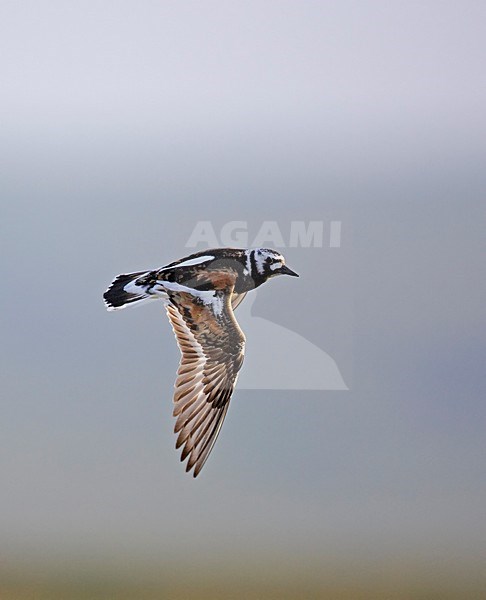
[1,1,485,598]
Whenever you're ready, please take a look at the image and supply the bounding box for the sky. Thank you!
[1,1,485,598]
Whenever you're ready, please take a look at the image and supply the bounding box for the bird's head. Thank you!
[252,248,299,281]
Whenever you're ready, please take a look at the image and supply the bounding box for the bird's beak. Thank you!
[279,264,299,277]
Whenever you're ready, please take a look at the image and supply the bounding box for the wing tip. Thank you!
[104,298,121,311]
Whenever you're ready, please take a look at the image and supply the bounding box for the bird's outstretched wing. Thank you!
[164,272,245,477]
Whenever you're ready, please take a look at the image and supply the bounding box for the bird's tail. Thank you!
[103,270,155,311]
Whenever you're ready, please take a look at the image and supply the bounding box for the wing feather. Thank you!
[165,278,245,477]
[231,291,247,310]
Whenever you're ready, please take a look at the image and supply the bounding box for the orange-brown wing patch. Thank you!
[190,265,239,291]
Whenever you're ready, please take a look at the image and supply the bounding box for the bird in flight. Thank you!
[103,247,299,477]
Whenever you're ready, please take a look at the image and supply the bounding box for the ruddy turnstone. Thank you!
[103,247,299,477]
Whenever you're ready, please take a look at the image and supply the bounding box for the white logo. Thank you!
[185,220,342,248]
[183,219,349,390]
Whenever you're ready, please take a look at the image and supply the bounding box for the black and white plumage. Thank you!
[103,247,299,477]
